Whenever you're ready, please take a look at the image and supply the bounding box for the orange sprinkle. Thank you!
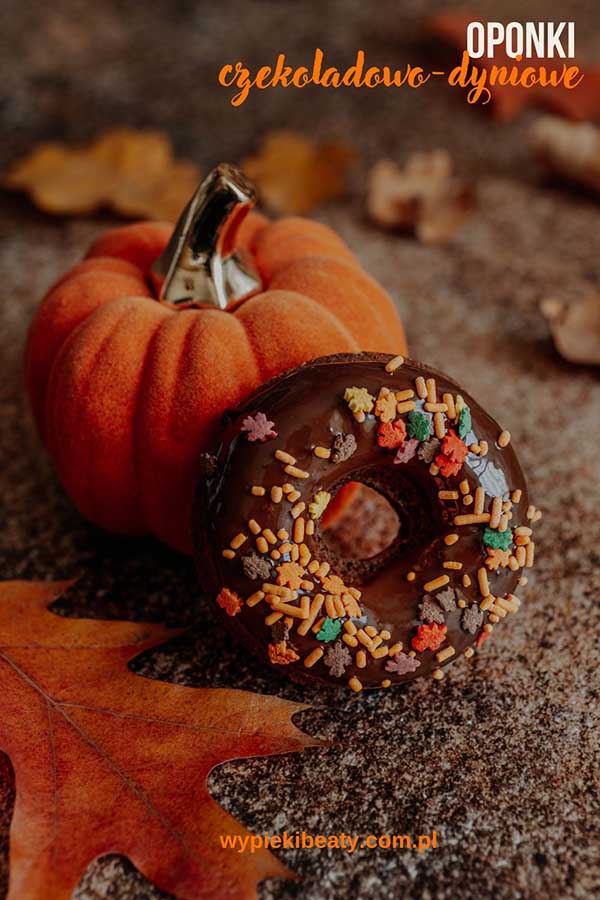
[443,561,463,570]
[313,446,331,459]
[251,485,265,496]
[406,571,416,582]
[474,487,485,515]
[498,430,511,448]
[349,676,363,693]
[415,376,427,399]
[356,650,367,668]
[343,634,358,648]
[271,486,283,503]
[439,490,459,500]
[385,354,404,373]
[443,393,456,419]
[434,412,446,439]
[304,648,323,668]
[291,501,306,519]
[432,668,445,681]
[222,549,235,559]
[256,536,268,554]
[262,528,277,545]
[305,519,315,536]
[511,489,522,503]
[388,642,403,656]
[462,574,472,588]
[454,513,491,525]
[459,479,470,495]
[248,519,261,535]
[297,594,325,636]
[395,388,414,401]
[424,575,450,592]
[396,400,416,414]
[246,590,265,607]
[426,377,437,403]
[444,533,459,546]
[230,533,247,550]
[284,464,309,479]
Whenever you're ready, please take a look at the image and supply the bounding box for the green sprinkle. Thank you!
[407,411,431,442]
[457,405,472,439]
[483,527,513,551]
[316,617,342,642]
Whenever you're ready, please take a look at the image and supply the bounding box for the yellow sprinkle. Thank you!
[432,668,445,681]
[395,389,414,402]
[459,479,470,495]
[380,629,391,641]
[489,496,503,529]
[406,571,416,582]
[415,376,427,399]
[498,430,511,448]
[474,487,485,515]
[444,533,459,546]
[434,412,446,439]
[396,400,416,414]
[479,596,494,611]
[443,561,463,570]
[265,611,282,625]
[246,590,264,607]
[282,483,294,494]
[511,489,522,503]
[426,377,437,403]
[251,485,265,496]
[438,490,459,500]
[385,354,404,373]
[388,642,403,656]
[436,646,455,663]
[464,647,475,658]
[314,446,331,459]
[293,518,305,543]
[284,464,309,479]
[443,393,456,420]
[425,402,448,413]
[288,489,301,502]
[462,574,472,588]
[479,440,488,456]
[305,519,315,536]
[525,542,535,567]
[463,495,473,506]
[291,501,306,519]
[275,449,296,465]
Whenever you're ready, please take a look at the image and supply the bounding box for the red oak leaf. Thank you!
[0,580,318,899]
[377,418,407,449]
[412,622,448,652]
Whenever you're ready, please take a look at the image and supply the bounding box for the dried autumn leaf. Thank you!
[530,116,600,196]
[367,152,474,244]
[3,129,201,221]
[541,295,600,366]
[241,131,354,215]
[427,11,600,122]
[0,580,318,899]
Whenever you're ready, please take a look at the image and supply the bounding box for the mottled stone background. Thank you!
[1,1,599,898]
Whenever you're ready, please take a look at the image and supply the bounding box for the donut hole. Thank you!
[324,483,400,561]
[317,465,445,585]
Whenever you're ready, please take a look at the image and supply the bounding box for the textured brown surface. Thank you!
[1,1,599,898]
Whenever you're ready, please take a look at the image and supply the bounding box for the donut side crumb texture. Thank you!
[206,355,539,691]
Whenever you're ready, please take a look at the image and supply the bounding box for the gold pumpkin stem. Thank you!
[150,163,263,310]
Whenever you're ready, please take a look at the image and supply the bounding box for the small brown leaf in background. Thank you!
[427,11,600,122]
[530,116,600,196]
[3,129,201,221]
[0,580,319,899]
[541,295,600,366]
[367,150,474,244]
[241,131,354,215]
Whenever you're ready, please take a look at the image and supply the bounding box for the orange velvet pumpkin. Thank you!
[26,211,407,553]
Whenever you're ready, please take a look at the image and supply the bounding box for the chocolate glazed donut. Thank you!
[193,353,540,692]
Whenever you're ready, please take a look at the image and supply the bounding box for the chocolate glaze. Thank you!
[193,353,530,689]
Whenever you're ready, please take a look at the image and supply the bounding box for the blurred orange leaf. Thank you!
[3,129,200,221]
[0,580,319,899]
[241,131,354,214]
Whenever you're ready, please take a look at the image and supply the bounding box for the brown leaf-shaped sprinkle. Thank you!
[418,595,446,625]
[242,553,273,582]
[461,605,484,634]
[241,131,354,215]
[331,433,357,464]
[324,641,352,678]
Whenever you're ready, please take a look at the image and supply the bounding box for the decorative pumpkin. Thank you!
[26,164,407,553]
